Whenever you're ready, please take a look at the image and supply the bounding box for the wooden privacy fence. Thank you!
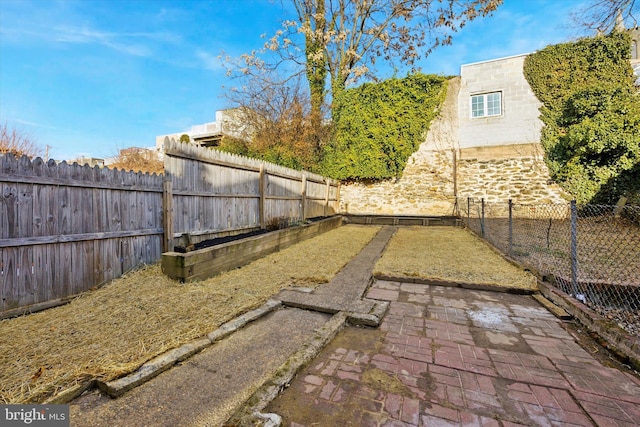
[0,143,340,316]
[163,138,341,250]
[0,154,164,316]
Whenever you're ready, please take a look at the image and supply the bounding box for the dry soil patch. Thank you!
[374,226,537,290]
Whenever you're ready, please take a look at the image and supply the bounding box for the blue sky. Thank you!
[1,0,588,161]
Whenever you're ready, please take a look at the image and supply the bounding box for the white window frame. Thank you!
[471,91,502,118]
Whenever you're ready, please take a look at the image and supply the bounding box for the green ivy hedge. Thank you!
[524,32,640,204]
[320,74,448,180]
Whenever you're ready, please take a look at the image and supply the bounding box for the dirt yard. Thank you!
[0,225,536,404]
[375,226,537,290]
[0,225,379,404]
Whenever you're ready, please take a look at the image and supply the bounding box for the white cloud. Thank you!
[196,49,222,71]
[11,118,50,128]
[53,25,171,57]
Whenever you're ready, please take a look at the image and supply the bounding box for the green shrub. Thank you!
[320,73,448,180]
[524,32,640,204]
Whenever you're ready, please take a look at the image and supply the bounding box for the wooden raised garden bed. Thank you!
[161,216,343,282]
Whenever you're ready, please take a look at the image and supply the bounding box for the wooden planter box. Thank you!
[161,216,343,282]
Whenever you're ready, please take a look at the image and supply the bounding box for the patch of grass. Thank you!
[0,225,380,404]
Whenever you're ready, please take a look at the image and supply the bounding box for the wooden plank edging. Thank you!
[161,216,343,282]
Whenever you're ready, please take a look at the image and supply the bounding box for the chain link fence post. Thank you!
[570,200,579,299]
[481,198,485,238]
[508,199,513,257]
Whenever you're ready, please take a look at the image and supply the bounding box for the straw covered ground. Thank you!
[0,225,380,404]
[375,226,537,290]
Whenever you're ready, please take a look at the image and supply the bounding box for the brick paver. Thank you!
[265,281,640,426]
[424,320,474,345]
[490,349,572,389]
[554,358,640,403]
[521,334,595,363]
[433,340,496,376]
[573,390,640,426]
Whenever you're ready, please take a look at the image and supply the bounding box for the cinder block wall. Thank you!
[458,54,543,149]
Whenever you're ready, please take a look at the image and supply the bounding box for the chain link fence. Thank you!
[457,197,640,335]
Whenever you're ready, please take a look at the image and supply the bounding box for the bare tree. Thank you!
[225,0,502,119]
[222,72,329,170]
[572,0,638,32]
[108,147,164,175]
[0,122,42,158]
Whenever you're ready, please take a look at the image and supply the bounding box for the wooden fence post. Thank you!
[324,179,330,216]
[301,174,307,220]
[259,164,266,229]
[163,180,173,253]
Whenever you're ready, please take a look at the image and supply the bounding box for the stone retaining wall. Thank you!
[456,144,567,204]
[340,147,566,215]
[340,149,456,216]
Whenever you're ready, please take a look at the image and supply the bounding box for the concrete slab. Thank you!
[96,299,282,398]
[278,226,396,322]
[70,308,330,427]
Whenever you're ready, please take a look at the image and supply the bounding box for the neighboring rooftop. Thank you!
[156,109,250,151]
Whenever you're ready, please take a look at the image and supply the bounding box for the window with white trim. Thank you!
[471,92,502,118]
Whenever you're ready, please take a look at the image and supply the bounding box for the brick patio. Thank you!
[265,281,640,426]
